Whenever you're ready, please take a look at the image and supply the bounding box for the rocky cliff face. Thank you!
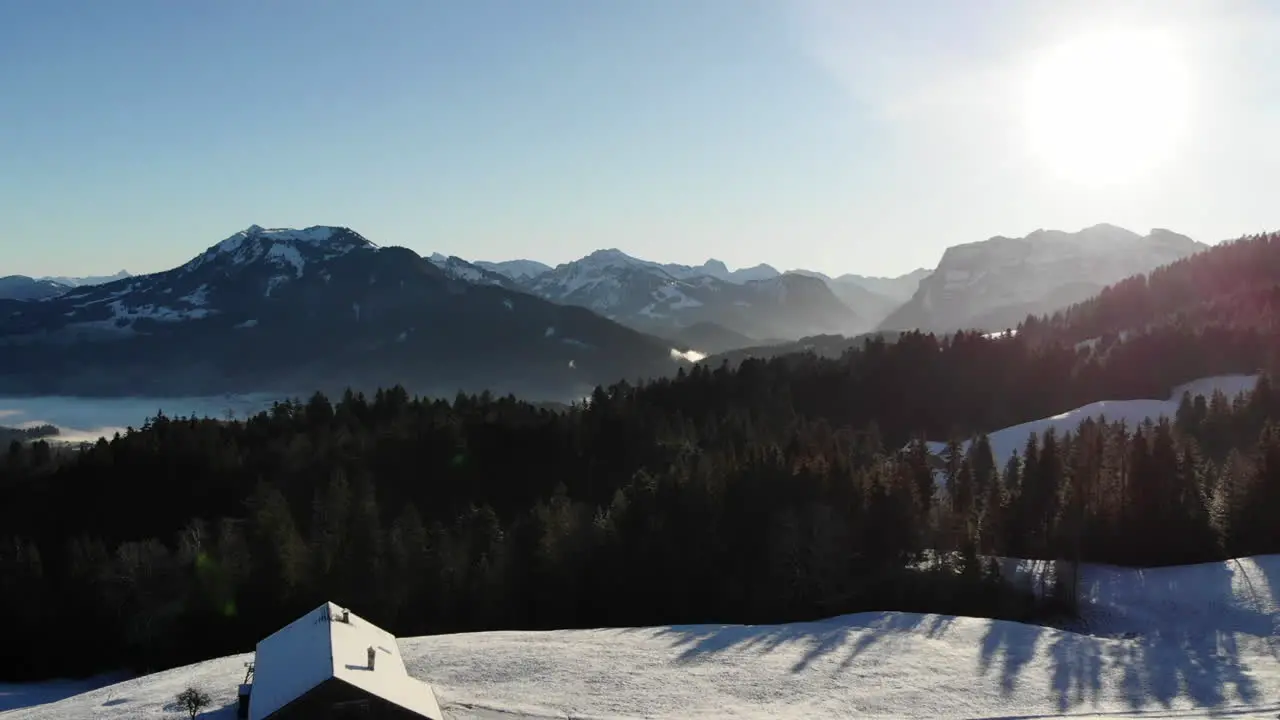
[878,225,1206,333]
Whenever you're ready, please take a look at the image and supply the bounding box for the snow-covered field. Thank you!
[9,556,1280,719]
[0,394,282,443]
[929,374,1259,465]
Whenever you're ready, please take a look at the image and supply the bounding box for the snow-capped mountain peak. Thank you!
[426,253,514,287]
[186,225,377,279]
[473,259,552,281]
[212,225,376,256]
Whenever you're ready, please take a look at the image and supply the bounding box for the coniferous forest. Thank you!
[5,232,1280,682]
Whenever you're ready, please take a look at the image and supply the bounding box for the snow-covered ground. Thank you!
[0,394,282,443]
[929,374,1259,466]
[9,556,1280,719]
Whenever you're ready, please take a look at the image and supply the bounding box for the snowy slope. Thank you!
[428,254,523,289]
[12,556,1280,720]
[929,374,1259,466]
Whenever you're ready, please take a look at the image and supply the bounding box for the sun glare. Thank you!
[1022,26,1193,186]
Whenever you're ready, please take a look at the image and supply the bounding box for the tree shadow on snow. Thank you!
[1050,560,1262,713]
[1047,631,1103,711]
[977,619,1044,696]
[652,559,1271,714]
[652,612,956,675]
[1243,555,1280,661]
[834,612,955,674]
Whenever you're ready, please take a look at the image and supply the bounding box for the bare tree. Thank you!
[176,686,211,719]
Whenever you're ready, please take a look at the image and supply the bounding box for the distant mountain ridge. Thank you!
[0,271,132,301]
[514,249,864,343]
[0,276,71,301]
[878,224,1207,333]
[431,248,927,350]
[0,226,687,400]
[18,222,1201,376]
[473,259,552,281]
[42,270,132,287]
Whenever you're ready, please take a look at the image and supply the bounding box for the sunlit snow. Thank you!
[8,556,1280,719]
[929,374,1259,465]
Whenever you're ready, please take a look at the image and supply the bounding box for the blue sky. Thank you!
[3,0,1278,278]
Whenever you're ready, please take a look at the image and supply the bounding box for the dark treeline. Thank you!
[6,231,1280,683]
[0,423,58,444]
[3,361,1280,682]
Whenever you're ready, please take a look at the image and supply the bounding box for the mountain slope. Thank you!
[0,226,685,400]
[0,276,70,301]
[12,556,1280,719]
[1026,230,1280,347]
[428,253,526,290]
[665,321,761,356]
[879,224,1206,333]
[791,270,925,328]
[836,268,932,302]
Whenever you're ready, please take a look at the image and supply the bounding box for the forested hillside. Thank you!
[1024,231,1280,347]
[4,232,1280,684]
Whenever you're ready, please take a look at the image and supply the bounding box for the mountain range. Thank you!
[437,250,927,351]
[0,276,71,301]
[0,227,682,400]
[0,271,132,302]
[430,225,1203,348]
[43,270,132,287]
[0,222,1208,400]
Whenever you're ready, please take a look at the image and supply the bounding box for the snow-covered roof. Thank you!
[248,602,442,720]
[329,609,441,717]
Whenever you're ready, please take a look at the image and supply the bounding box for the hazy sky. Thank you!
[3,0,1278,278]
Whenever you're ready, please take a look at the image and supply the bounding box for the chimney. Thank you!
[367,646,376,670]
[341,609,350,623]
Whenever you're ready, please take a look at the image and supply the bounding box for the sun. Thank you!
[1021,26,1193,186]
